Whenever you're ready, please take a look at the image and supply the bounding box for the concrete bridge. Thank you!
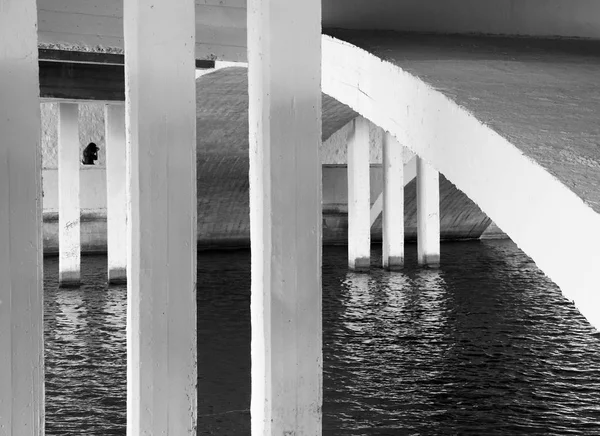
[2,0,600,434]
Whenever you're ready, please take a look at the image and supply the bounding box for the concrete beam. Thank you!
[38,53,214,102]
[347,116,371,271]
[58,102,81,286]
[416,157,440,267]
[124,0,197,433]
[0,0,44,433]
[105,104,127,284]
[40,61,125,101]
[248,0,323,432]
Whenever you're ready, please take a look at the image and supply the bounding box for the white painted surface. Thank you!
[124,0,197,434]
[322,34,600,328]
[417,157,440,266]
[370,153,416,226]
[0,0,44,433]
[382,132,405,269]
[347,116,371,270]
[248,0,322,432]
[105,104,127,283]
[58,103,81,286]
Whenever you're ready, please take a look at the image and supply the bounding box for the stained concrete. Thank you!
[326,30,600,213]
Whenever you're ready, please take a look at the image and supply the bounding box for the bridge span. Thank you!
[323,31,600,329]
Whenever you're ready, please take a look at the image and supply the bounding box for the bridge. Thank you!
[2,0,600,434]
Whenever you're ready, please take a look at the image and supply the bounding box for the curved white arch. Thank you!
[322,35,600,329]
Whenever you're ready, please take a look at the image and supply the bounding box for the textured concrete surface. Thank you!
[196,67,357,155]
[41,102,106,168]
[42,65,503,253]
[326,30,600,213]
[322,0,600,39]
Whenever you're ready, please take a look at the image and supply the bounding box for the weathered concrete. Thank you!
[124,0,197,433]
[248,0,323,432]
[58,102,81,286]
[347,117,371,270]
[382,132,405,270]
[417,157,440,267]
[322,31,600,328]
[0,0,44,433]
[105,104,127,284]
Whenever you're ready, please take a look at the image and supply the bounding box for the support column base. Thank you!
[108,268,127,285]
[349,257,370,271]
[418,254,440,268]
[59,272,81,288]
[384,256,404,271]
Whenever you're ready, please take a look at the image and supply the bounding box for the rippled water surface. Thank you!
[44,240,600,435]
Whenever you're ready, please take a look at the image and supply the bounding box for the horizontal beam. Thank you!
[39,61,125,101]
[39,49,124,65]
[38,50,215,101]
[39,49,215,69]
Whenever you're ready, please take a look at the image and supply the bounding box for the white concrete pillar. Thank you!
[382,132,404,270]
[58,103,81,286]
[0,0,44,433]
[248,0,322,433]
[124,0,197,434]
[347,116,371,270]
[417,157,440,267]
[105,104,127,284]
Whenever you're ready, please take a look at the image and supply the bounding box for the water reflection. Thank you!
[44,241,600,435]
[44,256,126,436]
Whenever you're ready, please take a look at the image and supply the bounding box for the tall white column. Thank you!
[124,0,197,434]
[58,103,81,286]
[347,116,371,271]
[382,132,404,270]
[248,0,322,433]
[0,0,44,433]
[105,104,127,284]
[417,157,440,267]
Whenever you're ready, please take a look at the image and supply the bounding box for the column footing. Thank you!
[418,254,441,268]
[349,257,370,271]
[59,278,81,288]
[384,256,404,271]
[108,268,127,285]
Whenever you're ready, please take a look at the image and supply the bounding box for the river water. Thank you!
[44,240,600,435]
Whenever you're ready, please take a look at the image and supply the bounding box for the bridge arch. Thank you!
[322,33,600,329]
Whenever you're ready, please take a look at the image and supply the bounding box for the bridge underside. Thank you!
[322,31,600,328]
[193,67,496,248]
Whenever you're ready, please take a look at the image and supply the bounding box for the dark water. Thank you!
[44,240,600,435]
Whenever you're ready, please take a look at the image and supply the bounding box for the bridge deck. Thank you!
[327,30,600,213]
